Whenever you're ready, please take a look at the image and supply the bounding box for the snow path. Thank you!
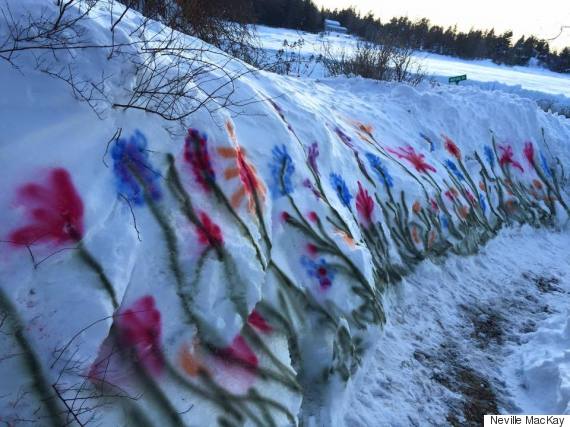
[344,227,570,426]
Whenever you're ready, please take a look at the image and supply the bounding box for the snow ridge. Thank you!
[0,1,570,426]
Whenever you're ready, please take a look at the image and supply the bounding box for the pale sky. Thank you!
[313,0,570,50]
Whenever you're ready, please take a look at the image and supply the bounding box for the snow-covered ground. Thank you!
[256,25,570,103]
[1,2,570,426]
[346,227,570,426]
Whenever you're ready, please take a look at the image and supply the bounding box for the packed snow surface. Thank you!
[0,1,570,426]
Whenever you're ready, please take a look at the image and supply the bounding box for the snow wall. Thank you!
[1,1,570,426]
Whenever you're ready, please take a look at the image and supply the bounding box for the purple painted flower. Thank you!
[335,127,354,148]
[307,142,320,174]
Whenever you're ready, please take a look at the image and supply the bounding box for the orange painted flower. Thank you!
[458,205,469,219]
[532,179,543,190]
[179,342,205,377]
[335,229,356,248]
[218,122,266,212]
[479,181,487,192]
[411,226,421,244]
[412,200,421,215]
[428,230,437,248]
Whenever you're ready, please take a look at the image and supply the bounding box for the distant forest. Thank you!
[251,0,570,73]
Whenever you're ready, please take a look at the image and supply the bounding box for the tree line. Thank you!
[250,0,570,73]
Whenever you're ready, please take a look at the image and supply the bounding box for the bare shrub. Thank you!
[320,38,425,85]
[0,0,258,125]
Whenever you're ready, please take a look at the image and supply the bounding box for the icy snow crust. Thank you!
[0,1,569,426]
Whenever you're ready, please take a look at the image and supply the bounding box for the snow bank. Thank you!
[1,1,570,426]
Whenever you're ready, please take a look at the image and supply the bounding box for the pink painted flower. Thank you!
[355,181,374,224]
[217,335,258,371]
[498,145,524,172]
[117,296,164,376]
[523,141,535,165]
[9,168,84,246]
[444,136,461,159]
[196,212,223,248]
[387,145,436,173]
[247,310,272,333]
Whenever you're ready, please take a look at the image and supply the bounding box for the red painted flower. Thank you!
[196,211,223,248]
[306,243,318,256]
[355,181,374,224]
[9,168,84,246]
[117,296,164,376]
[247,310,272,333]
[281,211,291,222]
[443,136,461,159]
[308,211,319,222]
[184,128,216,192]
[523,141,535,165]
[430,198,439,212]
[498,145,524,172]
[387,145,436,173]
[217,335,258,371]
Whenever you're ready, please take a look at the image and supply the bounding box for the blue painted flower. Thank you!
[440,215,449,229]
[539,152,552,178]
[484,146,495,168]
[419,132,435,152]
[270,145,295,198]
[444,159,465,181]
[330,173,352,207]
[478,193,487,214]
[301,256,336,289]
[365,152,394,188]
[111,130,161,205]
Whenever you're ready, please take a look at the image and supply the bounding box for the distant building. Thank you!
[324,19,347,34]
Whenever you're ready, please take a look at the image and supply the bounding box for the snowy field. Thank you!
[1,1,570,426]
[257,25,570,99]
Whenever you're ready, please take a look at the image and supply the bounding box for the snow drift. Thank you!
[1,1,570,426]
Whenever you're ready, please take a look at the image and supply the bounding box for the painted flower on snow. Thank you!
[444,159,465,181]
[112,130,161,205]
[523,141,534,165]
[216,335,258,371]
[117,295,164,376]
[478,193,487,214]
[443,136,461,159]
[184,128,216,192]
[498,145,524,172]
[387,145,436,173]
[306,142,319,175]
[355,181,374,224]
[217,145,267,211]
[365,152,394,187]
[9,168,84,246]
[301,255,336,290]
[269,144,295,198]
[196,212,223,248]
[330,173,352,207]
[247,310,272,333]
[484,145,495,168]
[540,152,552,178]
[335,127,354,148]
